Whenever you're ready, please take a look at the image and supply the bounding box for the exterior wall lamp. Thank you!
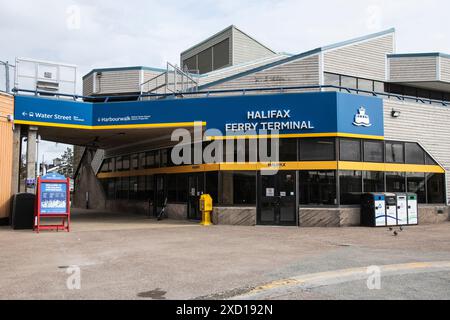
[391,109,401,118]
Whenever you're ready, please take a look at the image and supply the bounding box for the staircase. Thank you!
[140,62,198,96]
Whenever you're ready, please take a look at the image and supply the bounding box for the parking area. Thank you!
[0,209,449,300]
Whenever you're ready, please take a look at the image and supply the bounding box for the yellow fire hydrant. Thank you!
[199,194,213,226]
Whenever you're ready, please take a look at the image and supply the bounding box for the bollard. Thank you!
[199,194,213,226]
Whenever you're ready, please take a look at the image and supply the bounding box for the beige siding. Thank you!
[95,70,141,94]
[181,28,233,65]
[441,57,450,82]
[205,54,320,91]
[324,33,394,81]
[384,99,450,202]
[389,56,438,82]
[198,54,289,86]
[143,70,164,83]
[82,74,94,96]
[232,28,275,65]
[0,93,14,219]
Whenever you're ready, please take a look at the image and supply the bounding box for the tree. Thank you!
[58,147,74,178]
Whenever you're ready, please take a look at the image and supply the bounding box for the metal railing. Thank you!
[0,60,14,93]
[13,84,450,107]
[140,62,198,96]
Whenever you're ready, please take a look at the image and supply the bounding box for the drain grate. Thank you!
[137,288,167,300]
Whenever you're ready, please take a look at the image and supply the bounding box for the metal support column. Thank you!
[26,126,38,194]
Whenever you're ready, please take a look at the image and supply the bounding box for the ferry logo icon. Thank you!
[353,107,372,127]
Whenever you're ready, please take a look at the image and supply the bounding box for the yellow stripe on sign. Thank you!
[97,161,445,178]
[339,161,445,173]
[14,120,206,130]
[207,132,385,141]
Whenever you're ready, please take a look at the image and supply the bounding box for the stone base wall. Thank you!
[299,207,360,227]
[418,205,449,224]
[166,203,187,220]
[105,200,151,215]
[212,207,256,226]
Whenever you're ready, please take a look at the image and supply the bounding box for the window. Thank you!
[146,175,154,201]
[129,176,138,200]
[198,47,213,74]
[324,73,340,87]
[106,179,115,199]
[363,171,385,193]
[407,173,426,203]
[109,158,115,172]
[213,38,230,70]
[177,174,188,203]
[279,139,298,161]
[341,76,357,90]
[374,81,385,93]
[299,171,336,205]
[139,153,146,169]
[426,173,445,204]
[339,171,362,205]
[145,151,159,168]
[122,155,130,170]
[183,56,197,73]
[386,172,406,193]
[161,148,170,167]
[137,176,146,200]
[340,139,361,162]
[117,177,129,199]
[405,143,424,164]
[167,175,177,202]
[386,142,404,163]
[299,138,335,161]
[100,159,110,173]
[205,172,219,205]
[220,171,256,205]
[444,92,450,103]
[131,154,138,170]
[425,153,437,165]
[115,156,123,171]
[358,78,373,92]
[364,140,384,162]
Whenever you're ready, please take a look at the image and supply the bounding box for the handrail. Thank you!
[140,62,199,95]
[12,85,450,107]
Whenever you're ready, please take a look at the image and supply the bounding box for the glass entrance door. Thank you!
[188,173,204,220]
[258,171,297,226]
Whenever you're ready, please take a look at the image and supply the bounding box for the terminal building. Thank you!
[2,25,450,227]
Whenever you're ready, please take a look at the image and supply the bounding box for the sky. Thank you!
[1,0,450,162]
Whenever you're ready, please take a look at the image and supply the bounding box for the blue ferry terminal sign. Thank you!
[14,91,384,139]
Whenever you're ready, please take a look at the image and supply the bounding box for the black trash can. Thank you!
[10,193,35,230]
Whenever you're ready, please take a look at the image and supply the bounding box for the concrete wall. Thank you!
[0,93,14,224]
[383,99,450,203]
[72,149,107,210]
[324,33,394,81]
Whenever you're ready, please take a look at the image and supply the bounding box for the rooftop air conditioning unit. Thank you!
[36,80,59,92]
